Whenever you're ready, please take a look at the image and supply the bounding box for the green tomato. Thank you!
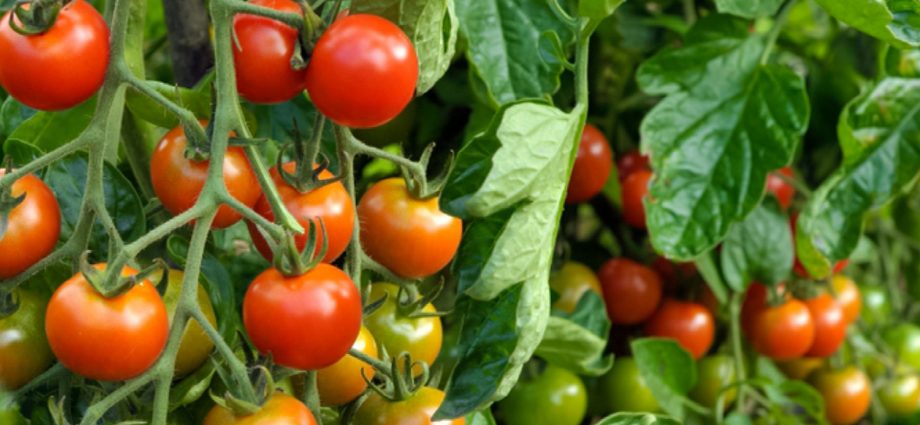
[879,374,920,418]
[860,286,892,327]
[0,405,27,425]
[690,355,737,408]
[0,290,54,390]
[499,365,587,425]
[161,269,218,377]
[884,324,920,370]
[600,357,660,413]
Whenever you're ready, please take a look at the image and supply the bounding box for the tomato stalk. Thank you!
[728,291,749,414]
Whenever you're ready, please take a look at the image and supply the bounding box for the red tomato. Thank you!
[831,275,861,324]
[803,293,847,357]
[566,124,612,204]
[358,178,462,279]
[233,0,306,104]
[317,326,378,406]
[150,122,261,228]
[45,265,169,381]
[243,264,362,370]
[305,14,418,128]
[354,387,465,425]
[741,283,772,336]
[765,167,795,209]
[204,392,316,425]
[621,170,651,229]
[0,171,61,279]
[598,258,662,325]
[616,151,650,181]
[0,0,109,110]
[644,299,715,359]
[747,297,815,360]
[809,367,871,425]
[248,162,355,263]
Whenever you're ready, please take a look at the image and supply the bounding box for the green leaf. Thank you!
[579,0,626,20]
[720,200,793,291]
[7,99,96,152]
[0,97,35,141]
[465,408,498,425]
[715,0,782,18]
[536,292,612,376]
[814,0,920,48]
[597,413,682,425]
[126,75,213,129]
[2,139,43,166]
[631,338,697,420]
[168,361,215,411]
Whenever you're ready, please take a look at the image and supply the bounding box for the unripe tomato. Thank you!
[0,171,61,279]
[831,275,861,324]
[364,283,442,374]
[317,326,378,406]
[643,299,715,359]
[566,124,612,204]
[776,357,824,380]
[598,258,662,325]
[879,374,920,418]
[883,324,920,371]
[354,387,464,425]
[747,298,815,360]
[621,170,651,229]
[860,285,891,327]
[615,150,649,182]
[549,261,602,313]
[499,366,587,425]
[809,367,871,425]
[599,357,660,413]
[690,355,737,408]
[159,269,217,377]
[0,290,54,390]
[232,0,306,104]
[803,293,847,357]
[765,166,795,209]
[203,392,316,425]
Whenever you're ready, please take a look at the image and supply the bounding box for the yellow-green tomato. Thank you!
[364,283,442,374]
[690,355,737,408]
[600,357,660,413]
[879,374,920,418]
[549,262,603,313]
[499,365,587,425]
[0,290,54,390]
[161,269,218,376]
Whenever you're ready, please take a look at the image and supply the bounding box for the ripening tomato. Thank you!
[860,285,891,327]
[159,269,217,377]
[45,265,169,381]
[831,275,861,324]
[0,290,54,390]
[879,374,920,418]
[243,264,362,370]
[566,124,612,204]
[248,162,355,263]
[549,261,603,313]
[690,355,737,408]
[203,392,316,425]
[765,167,795,209]
[777,357,824,380]
[809,367,871,425]
[150,122,261,228]
[615,151,649,182]
[621,170,651,229]
[747,298,815,360]
[643,299,715,359]
[305,14,418,128]
[883,324,920,371]
[317,326,378,406]
[233,0,306,104]
[499,365,587,425]
[0,0,109,110]
[358,178,462,279]
[0,171,61,279]
[803,293,847,357]
[364,283,442,373]
[354,387,464,425]
[600,357,660,413]
[598,258,662,325]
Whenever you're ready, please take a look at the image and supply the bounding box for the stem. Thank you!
[334,126,363,284]
[226,0,305,29]
[728,291,748,409]
[877,42,890,80]
[760,0,797,65]
[243,144,305,234]
[303,371,323,425]
[0,137,90,188]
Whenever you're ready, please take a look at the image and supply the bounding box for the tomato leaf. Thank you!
[596,412,682,425]
[714,0,782,18]
[578,0,625,20]
[720,200,793,291]
[2,139,43,166]
[168,361,215,411]
[0,97,35,142]
[465,406,498,425]
[814,0,920,48]
[7,98,96,153]
[536,292,611,375]
[631,338,697,420]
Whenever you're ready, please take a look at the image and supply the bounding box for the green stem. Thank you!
[304,371,323,425]
[0,137,90,188]
[760,0,797,65]
[243,144,305,234]
[728,291,749,409]
[334,126,363,285]
[877,42,890,80]
[79,374,156,425]
[226,0,305,29]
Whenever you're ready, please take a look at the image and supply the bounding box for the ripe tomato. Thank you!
[765,166,795,209]
[232,0,306,104]
[860,285,891,327]
[643,299,715,359]
[0,171,61,279]
[809,367,871,425]
[803,293,847,357]
[305,14,418,128]
[615,150,649,181]
[204,392,316,425]
[364,283,442,373]
[248,162,355,263]
[159,269,217,377]
[879,374,920,418]
[243,264,362,370]
[741,283,782,335]
[600,357,660,413]
[565,124,612,204]
[883,324,920,371]
[317,326,378,406]
[831,275,861,324]
[598,258,662,325]
[549,261,602,314]
[776,357,824,380]
[499,365,587,425]
[621,169,651,229]
[0,0,109,111]
[45,265,169,381]
[358,178,462,279]
[690,355,737,408]
[0,290,54,390]
[747,298,815,360]
[150,122,261,228]
[353,387,464,425]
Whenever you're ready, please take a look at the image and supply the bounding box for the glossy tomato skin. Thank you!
[0,290,54,390]
[831,275,861,324]
[549,261,603,314]
[305,14,418,128]
[317,326,378,406]
[45,265,169,381]
[803,293,847,357]
[566,124,612,204]
[0,171,61,279]
[883,324,920,371]
[860,285,891,327]
[747,298,815,360]
[600,357,660,413]
[358,178,462,279]
[248,162,355,263]
[364,283,442,373]
[150,122,260,228]
[243,264,362,370]
[615,151,649,181]
[765,166,795,209]
[690,355,737,408]
[353,387,464,425]
[598,258,662,325]
[499,366,587,425]
[0,0,109,110]
[204,392,316,425]
[160,269,217,377]
[809,367,871,425]
[644,299,715,359]
[879,374,920,418]
[233,0,306,104]
[621,170,651,229]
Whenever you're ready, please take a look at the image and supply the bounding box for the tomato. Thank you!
[643,299,715,359]
[0,0,109,111]
[597,258,662,325]
[621,169,651,229]
[45,265,169,381]
[305,14,418,128]
[690,355,737,408]
[549,261,602,313]
[615,150,649,181]
[317,326,378,406]
[499,365,587,425]
[243,264,362,370]
[150,122,261,228]
[883,324,920,371]
[0,171,61,279]
[364,283,442,373]
[765,166,795,209]
[809,367,871,425]
[860,285,891,327]
[232,0,306,104]
[354,387,464,425]
[565,124,612,204]
[204,392,316,425]
[0,290,54,390]
[358,178,462,279]
[0,406,27,425]
[879,374,920,418]
[777,357,824,380]
[248,162,355,263]
[803,293,847,357]
[600,357,660,413]
[159,269,217,377]
[830,275,861,324]
[741,283,782,336]
[747,298,815,360]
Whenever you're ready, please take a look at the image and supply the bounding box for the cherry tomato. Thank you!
[615,150,649,182]
[204,392,316,425]
[0,405,27,425]
[690,355,737,408]
[150,122,261,228]
[621,169,651,229]
[499,365,587,425]
[305,14,418,128]
[364,283,442,373]
[643,299,715,359]
[0,290,54,390]
[358,178,462,279]
[598,258,662,325]
[777,357,824,380]
[747,298,815,360]
[159,269,217,377]
[831,275,861,324]
[0,171,61,279]
[803,293,847,357]
[860,285,891,327]
[354,387,464,425]
[0,0,109,110]
[317,326,378,406]
[765,166,795,209]
[248,162,355,263]
[549,261,602,314]
[883,324,920,371]
[741,283,782,336]
[243,264,362,370]
[809,367,871,425]
[232,0,306,104]
[600,357,660,413]
[45,265,169,381]
[879,374,920,418]
[565,124,612,204]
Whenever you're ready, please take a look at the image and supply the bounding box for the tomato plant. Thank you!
[620,169,650,229]
[598,357,659,413]
[0,290,53,390]
[232,0,306,104]
[549,261,602,313]
[598,258,662,325]
[363,282,443,375]
[689,355,736,408]
[643,299,715,359]
[0,171,60,279]
[499,365,587,425]
[565,123,612,204]
[803,292,847,357]
[746,297,815,360]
